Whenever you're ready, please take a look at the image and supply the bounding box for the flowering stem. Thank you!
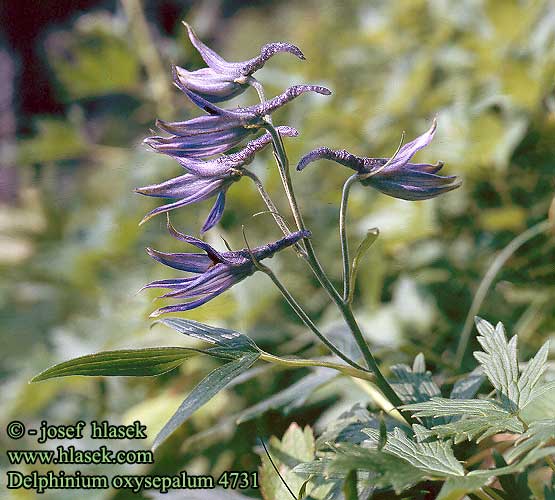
[340,174,359,301]
[242,170,296,241]
[263,122,409,421]
[258,263,368,373]
[259,352,374,382]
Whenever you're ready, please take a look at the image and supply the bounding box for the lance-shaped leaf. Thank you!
[157,318,259,358]
[153,351,260,450]
[236,369,337,424]
[31,347,204,381]
[348,228,379,302]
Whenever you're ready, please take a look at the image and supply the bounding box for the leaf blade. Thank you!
[152,351,260,450]
[31,347,202,381]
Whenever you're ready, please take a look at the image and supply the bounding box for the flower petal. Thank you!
[201,190,227,234]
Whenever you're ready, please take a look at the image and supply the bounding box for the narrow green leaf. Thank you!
[236,370,336,424]
[157,318,259,358]
[152,352,260,450]
[348,228,379,302]
[343,469,358,500]
[31,347,201,382]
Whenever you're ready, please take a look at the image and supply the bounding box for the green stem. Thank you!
[259,264,368,373]
[340,175,359,301]
[242,170,296,242]
[263,122,409,421]
[260,352,374,382]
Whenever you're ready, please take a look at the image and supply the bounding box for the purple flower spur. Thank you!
[175,22,305,103]
[297,119,461,201]
[143,221,310,317]
[136,126,298,232]
[144,78,330,159]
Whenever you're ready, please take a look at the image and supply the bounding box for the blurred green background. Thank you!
[1,0,554,498]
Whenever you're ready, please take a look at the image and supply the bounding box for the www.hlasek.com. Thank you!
[5,419,259,494]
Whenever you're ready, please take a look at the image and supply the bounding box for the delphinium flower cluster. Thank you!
[136,22,460,408]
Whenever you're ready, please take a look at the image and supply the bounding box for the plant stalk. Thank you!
[264,122,409,421]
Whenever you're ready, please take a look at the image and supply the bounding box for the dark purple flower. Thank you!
[143,222,310,317]
[297,119,461,201]
[144,81,330,159]
[175,22,305,103]
[136,126,298,232]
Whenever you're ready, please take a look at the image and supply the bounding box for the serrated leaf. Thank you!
[158,318,259,358]
[390,354,442,427]
[474,318,520,411]
[506,419,555,463]
[324,442,425,494]
[518,341,550,406]
[519,381,555,424]
[469,446,555,478]
[315,403,397,450]
[436,476,489,500]
[373,427,465,477]
[450,367,485,400]
[152,352,259,450]
[403,397,524,443]
[260,423,315,500]
[31,347,202,381]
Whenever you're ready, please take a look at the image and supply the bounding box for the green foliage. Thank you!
[31,347,202,380]
[291,319,554,498]
[153,351,260,450]
[46,14,140,100]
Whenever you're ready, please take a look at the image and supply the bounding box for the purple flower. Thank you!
[297,119,461,201]
[143,222,310,317]
[144,81,330,159]
[175,22,305,103]
[136,126,298,232]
